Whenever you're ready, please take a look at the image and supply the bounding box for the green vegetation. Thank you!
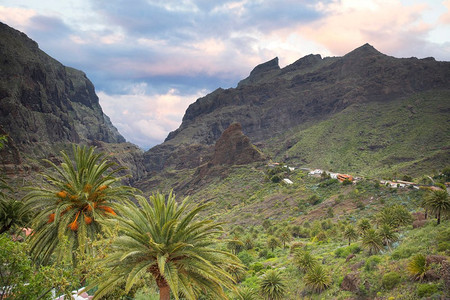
[89,192,242,300]
[1,143,449,299]
[24,145,136,265]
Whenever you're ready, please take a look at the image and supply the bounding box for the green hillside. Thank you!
[267,89,450,178]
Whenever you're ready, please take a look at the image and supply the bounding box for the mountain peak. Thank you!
[345,43,383,58]
[238,57,280,87]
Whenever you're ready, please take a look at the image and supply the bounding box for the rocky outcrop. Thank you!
[0,22,145,180]
[149,43,450,173]
[0,22,124,151]
[211,123,266,166]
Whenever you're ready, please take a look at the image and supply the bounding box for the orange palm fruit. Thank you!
[98,185,108,191]
[84,215,93,224]
[69,220,78,231]
[99,206,116,215]
[48,213,55,223]
[83,184,92,193]
[56,191,68,198]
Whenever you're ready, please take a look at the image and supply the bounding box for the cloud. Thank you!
[297,0,441,58]
[98,86,207,149]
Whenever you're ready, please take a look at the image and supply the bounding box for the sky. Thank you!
[1,0,449,149]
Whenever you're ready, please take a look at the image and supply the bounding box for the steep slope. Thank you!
[143,43,450,178]
[0,22,145,181]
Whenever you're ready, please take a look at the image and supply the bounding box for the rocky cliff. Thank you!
[143,43,450,174]
[0,22,144,181]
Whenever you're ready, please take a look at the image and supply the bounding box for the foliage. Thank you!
[303,264,332,293]
[357,218,372,235]
[422,190,449,224]
[259,269,287,300]
[377,224,398,248]
[228,237,245,255]
[25,145,136,265]
[0,235,52,299]
[416,283,440,298]
[375,204,412,228]
[233,286,258,300]
[381,272,401,290]
[279,230,291,248]
[88,192,242,300]
[292,250,317,273]
[343,225,358,246]
[407,254,429,281]
[267,236,281,252]
[0,198,31,234]
[361,229,383,255]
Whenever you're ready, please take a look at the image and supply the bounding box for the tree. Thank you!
[343,225,358,246]
[377,224,398,249]
[292,250,317,273]
[361,229,383,255]
[25,145,136,265]
[422,190,449,225]
[279,230,291,248]
[303,264,332,293]
[88,192,242,300]
[267,236,280,252]
[0,235,52,299]
[407,254,429,281]
[227,237,244,255]
[375,205,412,228]
[357,218,371,235]
[259,269,287,300]
[0,198,31,234]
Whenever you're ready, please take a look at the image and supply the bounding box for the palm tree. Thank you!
[267,236,280,252]
[407,253,429,281]
[361,229,383,255]
[235,286,257,300]
[88,192,242,300]
[0,198,31,234]
[343,225,358,246]
[357,218,371,235]
[303,264,332,293]
[279,230,291,248]
[259,269,287,300]
[423,190,449,225]
[25,145,135,265]
[377,224,398,249]
[292,250,317,273]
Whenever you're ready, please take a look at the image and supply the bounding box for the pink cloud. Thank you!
[0,6,36,29]
[440,0,450,24]
[298,0,431,56]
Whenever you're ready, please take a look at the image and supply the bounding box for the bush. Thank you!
[308,195,321,205]
[238,251,255,267]
[381,272,402,290]
[416,283,439,298]
[303,265,332,293]
[364,256,382,272]
[250,262,264,273]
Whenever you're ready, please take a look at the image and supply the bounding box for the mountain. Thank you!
[0,22,145,182]
[141,43,450,186]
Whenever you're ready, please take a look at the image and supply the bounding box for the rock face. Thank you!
[0,22,144,181]
[146,43,450,172]
[0,22,124,151]
[211,123,266,166]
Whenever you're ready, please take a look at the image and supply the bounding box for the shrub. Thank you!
[416,283,440,298]
[308,195,321,205]
[259,269,287,300]
[238,251,255,267]
[293,250,317,272]
[407,254,429,281]
[250,262,264,273]
[304,264,332,293]
[364,256,382,272]
[381,272,402,290]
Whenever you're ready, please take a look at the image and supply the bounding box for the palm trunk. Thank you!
[159,285,170,300]
[437,210,441,225]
